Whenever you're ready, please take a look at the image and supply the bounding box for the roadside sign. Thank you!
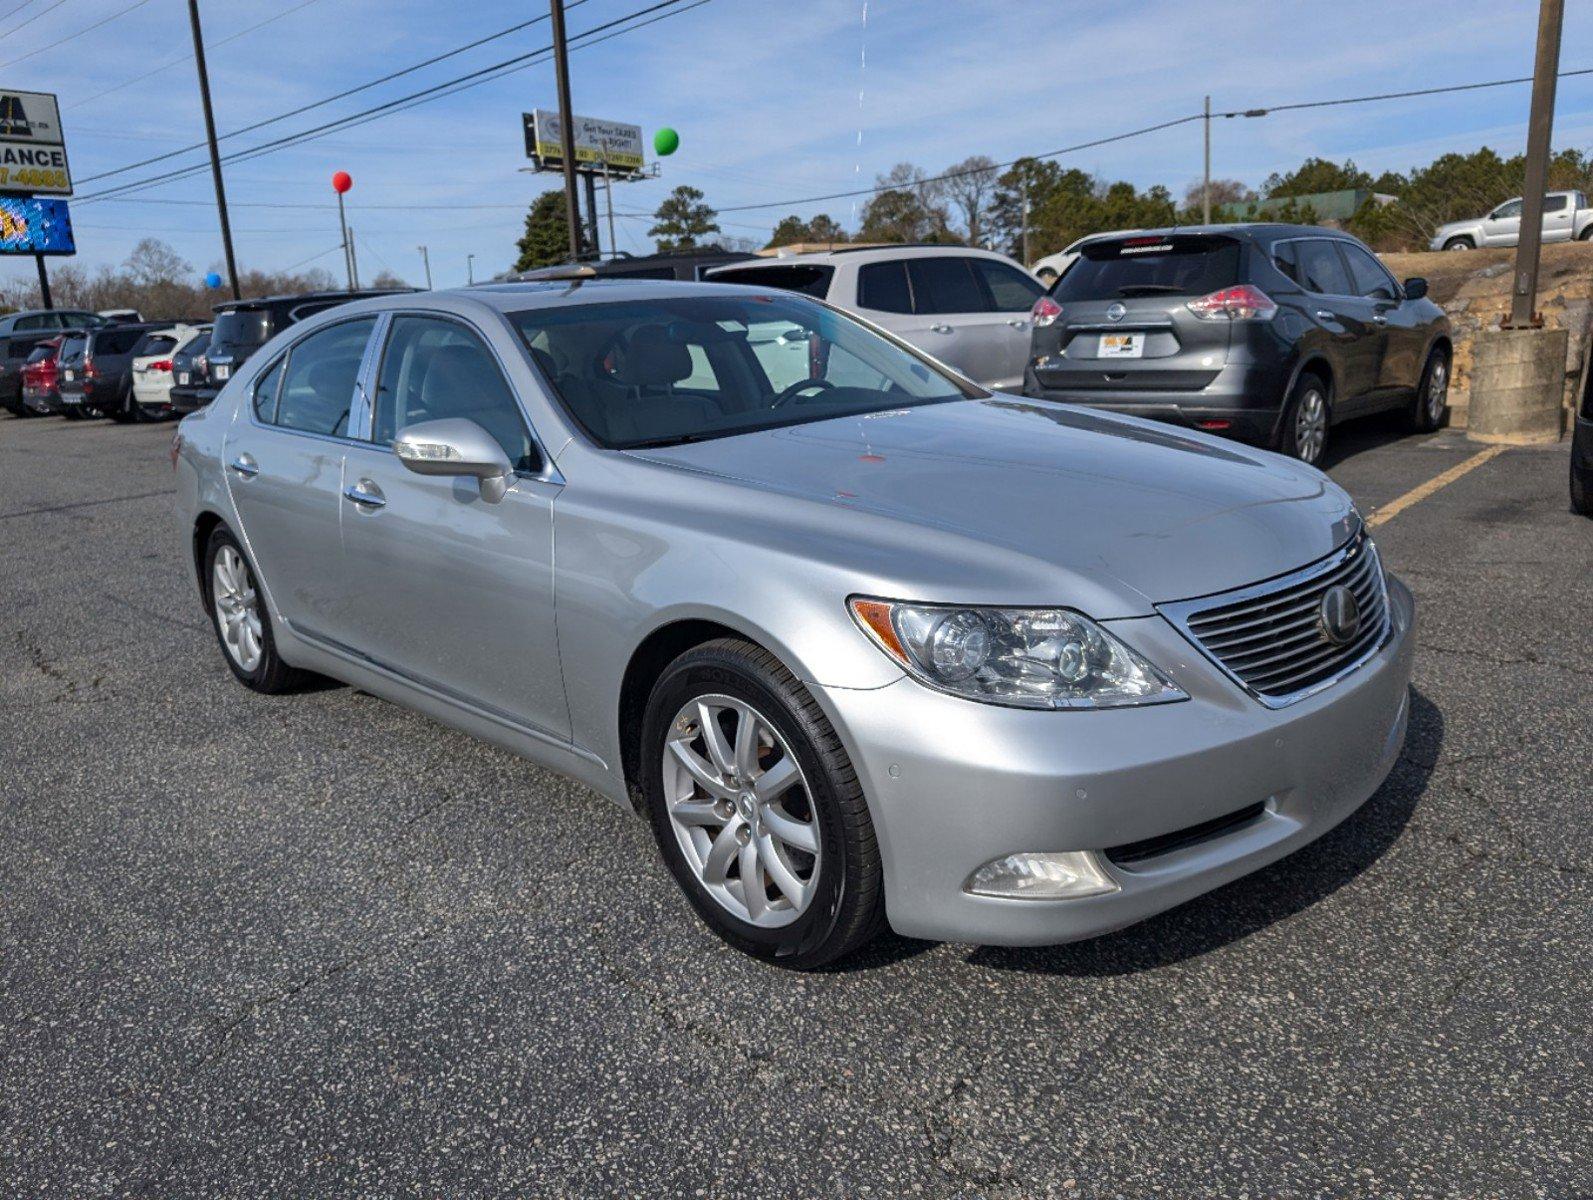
[0,196,74,254]
[523,110,645,174]
[0,89,71,196]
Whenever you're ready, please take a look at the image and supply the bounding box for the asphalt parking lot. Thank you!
[1,412,1588,1198]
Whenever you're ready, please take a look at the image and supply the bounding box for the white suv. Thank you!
[707,246,1045,390]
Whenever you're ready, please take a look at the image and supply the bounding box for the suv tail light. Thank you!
[1187,284,1277,321]
[149,359,173,372]
[1030,295,1064,327]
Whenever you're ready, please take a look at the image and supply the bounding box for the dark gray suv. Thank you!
[1023,224,1452,464]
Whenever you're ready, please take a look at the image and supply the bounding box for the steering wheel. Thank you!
[771,378,836,408]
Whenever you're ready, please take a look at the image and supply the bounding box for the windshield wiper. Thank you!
[626,431,721,449]
[1114,284,1183,296]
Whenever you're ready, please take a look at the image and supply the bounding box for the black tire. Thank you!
[1578,227,1593,243]
[1443,237,1475,251]
[1406,346,1450,433]
[107,380,143,424]
[640,637,885,969]
[203,525,310,694]
[1573,462,1592,516]
[1274,373,1331,466]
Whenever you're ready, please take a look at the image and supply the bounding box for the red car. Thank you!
[20,337,64,415]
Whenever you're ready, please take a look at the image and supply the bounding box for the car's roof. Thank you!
[213,288,413,313]
[405,277,805,315]
[710,244,1022,270]
[1086,222,1360,245]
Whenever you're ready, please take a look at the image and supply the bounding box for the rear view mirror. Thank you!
[1402,277,1429,301]
[393,417,514,503]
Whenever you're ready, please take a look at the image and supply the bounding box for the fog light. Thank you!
[965,851,1118,899]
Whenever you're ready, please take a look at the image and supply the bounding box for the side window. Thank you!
[1493,200,1522,220]
[1295,239,1353,296]
[14,314,51,331]
[970,258,1044,312]
[1340,244,1395,301]
[856,261,911,313]
[252,356,285,422]
[273,318,376,437]
[372,315,537,472]
[1271,241,1301,284]
[906,257,989,315]
[1542,194,1568,213]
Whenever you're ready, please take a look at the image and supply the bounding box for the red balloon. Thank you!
[331,171,352,194]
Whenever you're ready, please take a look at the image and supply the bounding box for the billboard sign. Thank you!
[0,89,72,196]
[523,110,645,174]
[0,196,75,255]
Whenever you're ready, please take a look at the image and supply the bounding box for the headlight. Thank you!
[849,598,1187,710]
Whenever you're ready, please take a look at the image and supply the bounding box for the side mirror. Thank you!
[1402,277,1429,301]
[393,417,514,503]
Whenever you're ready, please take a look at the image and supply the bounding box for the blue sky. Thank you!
[4,0,1591,288]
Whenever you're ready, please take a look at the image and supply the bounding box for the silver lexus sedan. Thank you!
[173,275,1415,968]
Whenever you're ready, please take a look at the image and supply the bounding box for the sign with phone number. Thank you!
[0,88,73,197]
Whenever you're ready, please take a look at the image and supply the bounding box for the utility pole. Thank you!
[186,0,240,300]
[1020,185,1030,267]
[336,190,354,290]
[1202,94,1212,226]
[418,244,432,289]
[600,136,617,260]
[34,254,52,309]
[467,253,475,285]
[548,0,584,262]
[347,225,360,290]
[1508,0,1564,328]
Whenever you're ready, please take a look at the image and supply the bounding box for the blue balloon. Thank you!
[204,272,222,289]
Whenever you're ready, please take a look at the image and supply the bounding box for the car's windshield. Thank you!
[509,292,982,449]
[1053,235,1241,301]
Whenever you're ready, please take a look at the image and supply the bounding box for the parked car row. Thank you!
[0,288,407,424]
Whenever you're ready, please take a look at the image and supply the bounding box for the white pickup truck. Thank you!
[1429,190,1593,251]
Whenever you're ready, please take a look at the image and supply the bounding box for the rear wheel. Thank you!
[204,526,309,694]
[107,380,145,424]
[1276,374,1330,466]
[640,637,885,969]
[1578,227,1593,243]
[1443,237,1475,251]
[1406,347,1450,432]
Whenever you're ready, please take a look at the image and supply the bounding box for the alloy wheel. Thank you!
[1295,387,1327,464]
[212,545,264,672]
[1426,358,1448,424]
[662,694,820,928]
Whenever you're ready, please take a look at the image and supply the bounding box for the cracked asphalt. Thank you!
[1,411,1588,1198]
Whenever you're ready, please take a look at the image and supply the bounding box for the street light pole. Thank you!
[1508,0,1565,329]
[418,244,432,289]
[467,254,475,285]
[1202,94,1212,225]
[336,190,354,290]
[186,0,240,301]
[548,0,584,262]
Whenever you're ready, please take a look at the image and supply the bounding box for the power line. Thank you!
[75,0,709,205]
[1215,66,1593,119]
[0,0,154,70]
[65,0,328,112]
[77,0,596,185]
[0,0,65,40]
[0,0,40,24]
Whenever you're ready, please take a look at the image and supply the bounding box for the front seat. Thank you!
[416,344,534,471]
[598,325,723,443]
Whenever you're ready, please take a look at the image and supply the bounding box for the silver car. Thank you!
[173,276,1415,968]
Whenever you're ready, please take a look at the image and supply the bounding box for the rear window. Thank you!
[211,309,274,353]
[712,264,835,298]
[94,328,147,355]
[59,334,87,363]
[1052,235,1241,301]
[133,333,177,357]
[177,332,212,363]
[24,342,58,364]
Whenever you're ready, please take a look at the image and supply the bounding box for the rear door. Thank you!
[1292,238,1382,412]
[903,256,1010,385]
[1540,193,1574,242]
[851,257,960,367]
[967,256,1045,389]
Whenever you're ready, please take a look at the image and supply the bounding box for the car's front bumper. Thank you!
[816,575,1415,946]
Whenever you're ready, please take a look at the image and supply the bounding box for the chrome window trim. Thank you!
[370,307,564,486]
[1157,531,1393,709]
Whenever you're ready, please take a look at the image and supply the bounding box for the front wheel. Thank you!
[640,638,885,969]
[1406,348,1450,432]
[1276,374,1330,466]
[1443,237,1474,251]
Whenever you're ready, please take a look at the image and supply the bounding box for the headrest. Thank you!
[609,325,692,388]
[420,345,505,412]
[528,345,560,380]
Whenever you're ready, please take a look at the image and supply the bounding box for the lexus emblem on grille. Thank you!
[1106,302,1127,322]
[1318,585,1362,646]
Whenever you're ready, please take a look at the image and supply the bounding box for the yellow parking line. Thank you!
[1366,445,1508,529]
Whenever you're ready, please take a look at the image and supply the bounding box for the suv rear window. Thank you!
[1052,235,1241,301]
[712,264,835,298]
[211,309,275,353]
[94,328,147,355]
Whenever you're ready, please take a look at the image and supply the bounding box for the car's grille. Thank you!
[1159,533,1390,707]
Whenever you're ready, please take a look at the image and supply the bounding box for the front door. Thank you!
[1482,200,1522,247]
[221,318,377,637]
[336,313,569,743]
[1295,239,1383,410]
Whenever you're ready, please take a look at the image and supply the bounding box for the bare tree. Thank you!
[942,155,999,246]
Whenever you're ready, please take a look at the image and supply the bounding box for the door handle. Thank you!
[1313,310,1337,322]
[1372,314,1388,325]
[1006,319,1029,328]
[929,323,954,334]
[342,480,386,509]
[228,453,259,478]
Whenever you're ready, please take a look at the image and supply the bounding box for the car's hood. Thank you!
[630,398,1358,609]
[1433,218,1474,235]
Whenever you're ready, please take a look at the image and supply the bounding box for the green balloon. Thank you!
[653,127,680,157]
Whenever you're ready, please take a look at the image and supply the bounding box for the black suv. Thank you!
[56,323,166,421]
[201,289,412,405]
[1024,224,1452,464]
[168,325,213,415]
